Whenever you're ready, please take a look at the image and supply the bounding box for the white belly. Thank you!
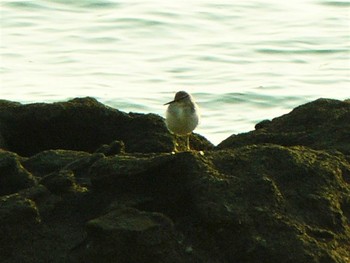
[165,105,199,135]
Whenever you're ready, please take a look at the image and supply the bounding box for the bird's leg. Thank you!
[173,134,179,152]
[186,134,190,151]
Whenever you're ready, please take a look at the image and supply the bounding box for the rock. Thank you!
[0,190,87,263]
[195,145,350,263]
[18,184,62,218]
[63,153,104,187]
[0,150,37,195]
[22,149,90,177]
[0,98,349,263]
[0,194,41,259]
[0,97,213,156]
[88,146,350,262]
[254,119,271,130]
[174,133,215,152]
[0,97,171,155]
[88,152,211,218]
[21,150,103,189]
[40,170,84,194]
[95,140,125,156]
[218,98,350,155]
[84,208,187,263]
[0,193,41,225]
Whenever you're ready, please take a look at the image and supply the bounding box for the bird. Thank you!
[164,91,200,151]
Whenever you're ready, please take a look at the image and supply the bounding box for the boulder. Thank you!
[88,147,350,262]
[84,208,188,263]
[95,140,125,156]
[0,98,349,263]
[0,194,41,260]
[198,145,350,262]
[22,149,90,177]
[63,153,104,186]
[40,170,83,194]
[0,193,40,225]
[18,184,62,219]
[0,150,37,195]
[218,98,350,155]
[0,97,213,156]
[88,152,210,218]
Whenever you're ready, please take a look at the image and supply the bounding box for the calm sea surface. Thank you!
[1,0,349,144]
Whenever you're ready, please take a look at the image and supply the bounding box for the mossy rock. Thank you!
[40,170,84,194]
[0,150,37,195]
[95,140,125,156]
[194,145,350,262]
[0,194,40,225]
[0,194,41,260]
[0,97,349,263]
[218,98,350,155]
[22,149,90,177]
[0,98,175,156]
[85,208,187,263]
[88,151,214,219]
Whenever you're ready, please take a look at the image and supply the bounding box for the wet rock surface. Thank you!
[0,97,349,263]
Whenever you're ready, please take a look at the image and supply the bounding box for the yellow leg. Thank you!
[186,134,190,151]
[172,134,191,152]
[173,134,179,153]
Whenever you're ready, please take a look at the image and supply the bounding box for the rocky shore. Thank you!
[0,97,349,263]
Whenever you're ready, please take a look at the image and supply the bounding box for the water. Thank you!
[1,0,349,145]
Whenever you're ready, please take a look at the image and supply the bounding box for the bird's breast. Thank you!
[165,104,199,135]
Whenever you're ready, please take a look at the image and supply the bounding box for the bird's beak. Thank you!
[164,100,175,105]
[164,94,189,105]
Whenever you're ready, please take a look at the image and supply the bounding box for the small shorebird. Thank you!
[164,91,200,151]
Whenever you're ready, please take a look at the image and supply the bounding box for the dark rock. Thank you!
[255,119,271,130]
[0,189,87,263]
[63,153,104,187]
[190,133,215,151]
[18,184,62,218]
[88,152,211,219]
[95,140,125,155]
[22,149,90,177]
[40,170,84,194]
[88,146,350,262]
[0,98,349,263]
[0,97,212,156]
[0,193,40,225]
[0,194,41,259]
[196,145,350,263]
[173,133,215,152]
[0,150,37,195]
[218,98,350,155]
[84,208,187,263]
[0,97,172,156]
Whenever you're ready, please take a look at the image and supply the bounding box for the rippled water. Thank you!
[1,0,349,144]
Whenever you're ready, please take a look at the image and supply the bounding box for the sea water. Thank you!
[1,0,349,144]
